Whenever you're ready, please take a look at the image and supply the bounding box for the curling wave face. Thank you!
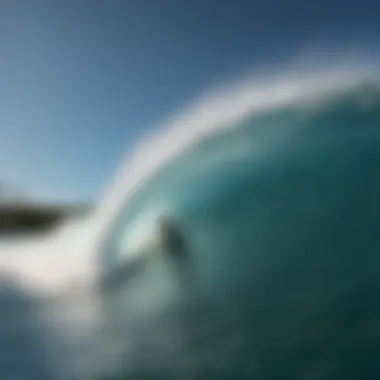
[97,71,380,378]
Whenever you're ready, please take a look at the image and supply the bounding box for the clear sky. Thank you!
[1,0,380,202]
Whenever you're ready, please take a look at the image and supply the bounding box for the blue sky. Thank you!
[0,0,380,202]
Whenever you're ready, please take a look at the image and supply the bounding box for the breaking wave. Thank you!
[2,58,380,378]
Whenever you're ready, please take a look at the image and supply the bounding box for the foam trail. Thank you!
[0,218,106,380]
[0,216,97,294]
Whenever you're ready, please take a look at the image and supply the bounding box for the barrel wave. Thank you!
[2,67,380,380]
[97,71,380,379]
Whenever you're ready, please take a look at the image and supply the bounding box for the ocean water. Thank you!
[2,66,380,379]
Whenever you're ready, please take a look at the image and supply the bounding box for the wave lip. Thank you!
[91,61,379,252]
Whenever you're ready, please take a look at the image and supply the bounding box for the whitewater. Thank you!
[1,58,380,379]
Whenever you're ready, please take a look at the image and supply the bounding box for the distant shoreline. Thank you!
[0,202,92,234]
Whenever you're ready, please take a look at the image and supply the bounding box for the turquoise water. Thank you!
[99,81,380,379]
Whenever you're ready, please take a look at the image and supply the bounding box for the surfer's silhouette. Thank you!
[158,216,195,293]
[157,216,186,258]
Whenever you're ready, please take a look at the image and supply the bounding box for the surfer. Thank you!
[157,216,187,257]
[158,215,197,295]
